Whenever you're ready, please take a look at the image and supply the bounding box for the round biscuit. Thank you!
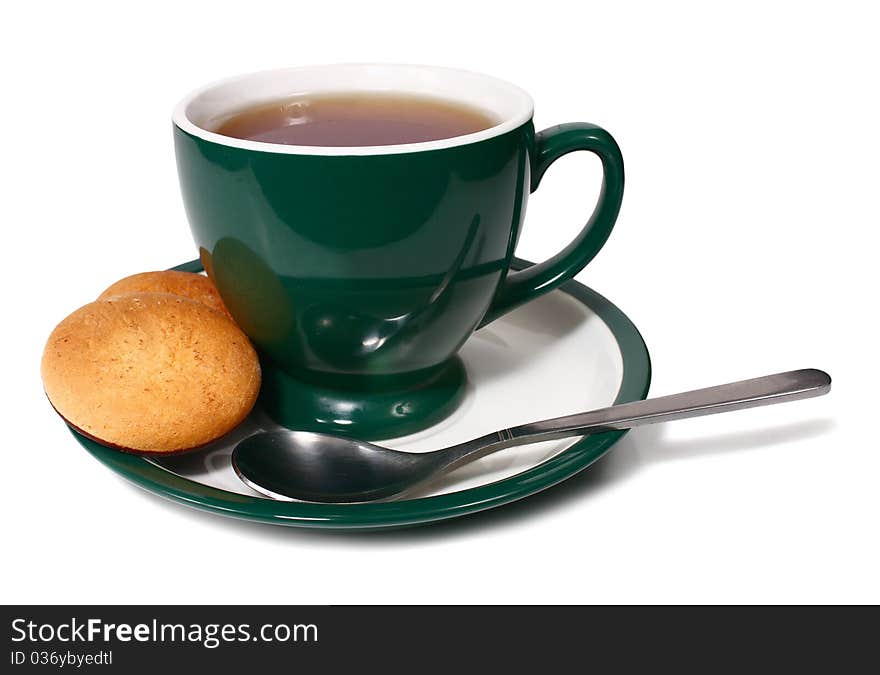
[41,293,261,454]
[98,270,233,320]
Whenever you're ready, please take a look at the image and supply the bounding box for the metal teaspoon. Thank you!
[231,368,831,503]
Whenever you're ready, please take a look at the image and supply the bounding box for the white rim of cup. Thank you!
[172,64,535,156]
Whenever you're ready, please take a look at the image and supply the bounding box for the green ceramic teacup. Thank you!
[173,64,624,438]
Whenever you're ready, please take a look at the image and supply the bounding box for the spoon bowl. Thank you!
[233,430,445,503]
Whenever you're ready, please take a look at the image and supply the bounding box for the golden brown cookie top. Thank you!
[98,270,233,320]
[41,293,260,454]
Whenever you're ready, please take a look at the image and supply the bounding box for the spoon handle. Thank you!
[442,369,830,468]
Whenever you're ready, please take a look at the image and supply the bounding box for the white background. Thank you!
[3,1,876,604]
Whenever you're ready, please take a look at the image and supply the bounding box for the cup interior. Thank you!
[172,64,534,155]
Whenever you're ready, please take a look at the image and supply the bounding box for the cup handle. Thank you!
[480,123,624,326]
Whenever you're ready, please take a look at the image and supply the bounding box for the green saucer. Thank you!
[70,258,651,530]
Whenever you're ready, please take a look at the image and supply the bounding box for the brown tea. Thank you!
[213,92,497,147]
